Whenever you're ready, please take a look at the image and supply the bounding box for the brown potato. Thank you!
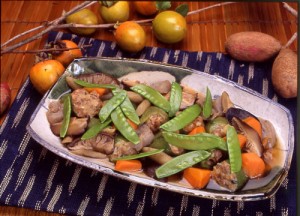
[271,48,297,99]
[225,31,282,62]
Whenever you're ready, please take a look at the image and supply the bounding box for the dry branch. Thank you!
[1,1,236,55]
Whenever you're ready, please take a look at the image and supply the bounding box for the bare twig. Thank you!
[284,32,298,48]
[8,44,92,54]
[1,1,97,52]
[282,2,298,17]
[1,1,236,55]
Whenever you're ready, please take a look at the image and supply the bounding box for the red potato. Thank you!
[225,31,282,62]
[0,82,11,115]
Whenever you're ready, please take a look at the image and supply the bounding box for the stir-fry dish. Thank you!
[46,71,278,192]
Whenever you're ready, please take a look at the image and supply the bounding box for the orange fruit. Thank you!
[115,21,146,53]
[133,1,157,16]
[53,40,83,67]
[29,60,65,94]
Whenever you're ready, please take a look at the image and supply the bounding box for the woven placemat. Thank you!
[0,31,296,216]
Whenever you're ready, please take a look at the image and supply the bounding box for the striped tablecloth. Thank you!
[0,31,296,216]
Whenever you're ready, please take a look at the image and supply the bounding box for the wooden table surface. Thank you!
[0,1,298,215]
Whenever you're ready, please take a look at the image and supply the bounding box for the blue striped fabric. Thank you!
[0,31,296,216]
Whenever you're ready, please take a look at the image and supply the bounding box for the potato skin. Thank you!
[225,31,282,62]
[271,48,297,99]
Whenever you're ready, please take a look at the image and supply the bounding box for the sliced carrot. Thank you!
[241,152,265,178]
[243,117,262,138]
[84,87,107,96]
[237,134,247,148]
[188,126,205,135]
[183,167,211,189]
[127,119,138,130]
[115,160,142,172]
[223,134,247,149]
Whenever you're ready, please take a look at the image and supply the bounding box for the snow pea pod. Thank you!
[155,150,211,178]
[168,82,182,117]
[203,87,212,119]
[131,84,170,112]
[226,125,242,173]
[60,94,71,138]
[160,104,201,132]
[74,79,118,89]
[113,89,140,125]
[112,149,164,162]
[81,119,112,140]
[162,131,228,151]
[111,107,140,144]
[99,91,127,123]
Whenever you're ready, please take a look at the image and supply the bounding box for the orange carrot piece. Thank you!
[84,87,106,96]
[188,126,205,135]
[243,117,262,138]
[127,119,138,130]
[241,153,265,178]
[115,160,142,172]
[237,134,247,148]
[183,167,211,189]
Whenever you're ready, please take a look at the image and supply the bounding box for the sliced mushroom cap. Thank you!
[50,117,88,136]
[221,91,234,113]
[91,133,115,155]
[231,117,263,157]
[259,118,277,149]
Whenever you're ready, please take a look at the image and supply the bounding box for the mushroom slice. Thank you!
[231,117,263,157]
[50,117,88,136]
[221,91,234,113]
[91,133,114,155]
[259,118,277,149]
[150,80,172,94]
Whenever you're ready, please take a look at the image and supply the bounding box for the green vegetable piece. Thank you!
[60,95,71,138]
[162,131,227,151]
[155,150,211,178]
[113,89,140,125]
[99,91,127,123]
[203,87,212,119]
[81,119,112,140]
[140,106,169,124]
[111,107,140,144]
[112,149,164,162]
[160,104,201,131]
[168,82,182,117]
[131,84,170,112]
[74,79,118,89]
[227,126,242,173]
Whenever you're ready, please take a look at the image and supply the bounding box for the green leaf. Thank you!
[99,1,117,7]
[175,4,189,17]
[156,1,171,11]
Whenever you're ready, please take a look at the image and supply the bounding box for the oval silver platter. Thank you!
[27,57,294,201]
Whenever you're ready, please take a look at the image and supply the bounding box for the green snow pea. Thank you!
[81,119,112,140]
[112,149,164,162]
[168,82,182,117]
[131,84,170,112]
[160,104,201,132]
[99,91,127,123]
[113,89,140,125]
[203,87,212,119]
[74,79,118,89]
[111,107,140,144]
[162,131,228,151]
[226,125,242,173]
[60,94,71,138]
[155,150,211,178]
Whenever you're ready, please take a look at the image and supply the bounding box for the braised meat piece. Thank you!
[71,88,102,118]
